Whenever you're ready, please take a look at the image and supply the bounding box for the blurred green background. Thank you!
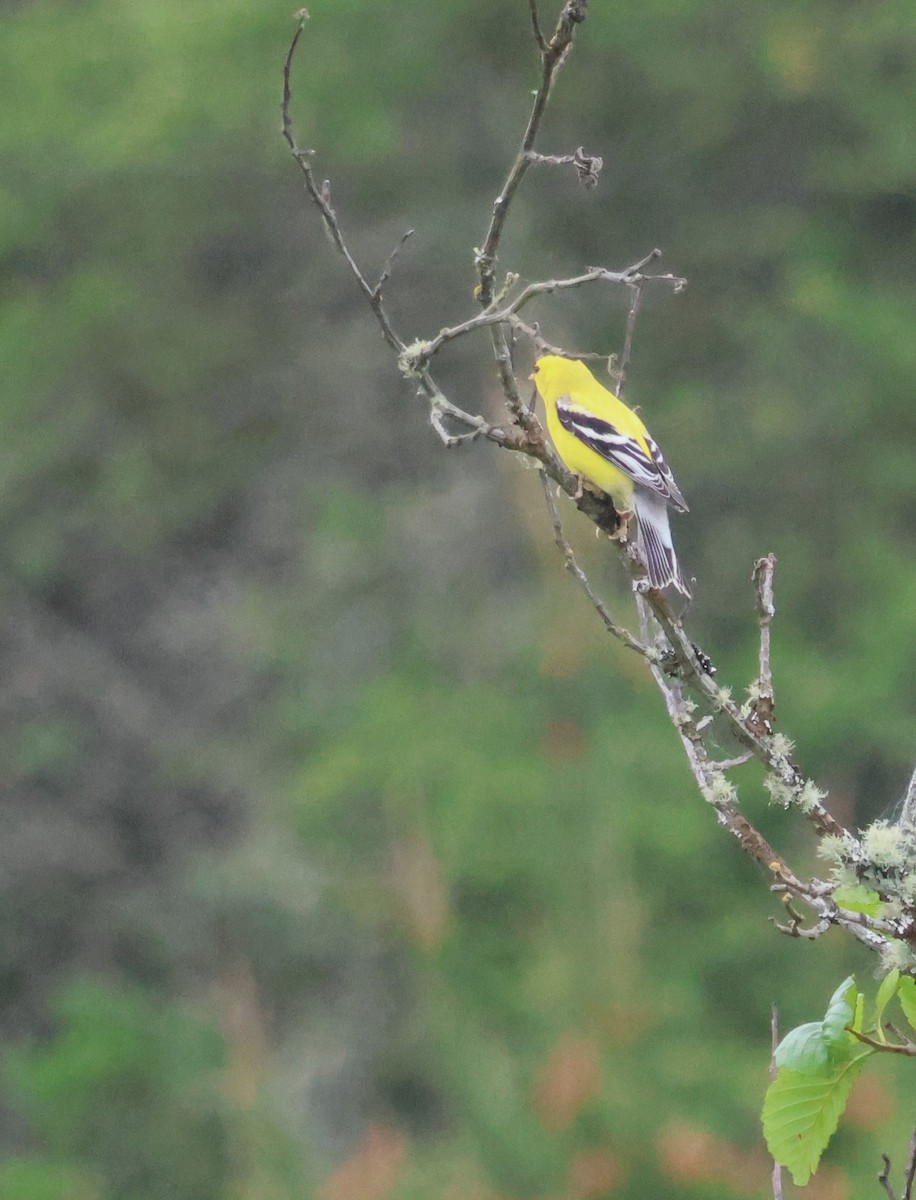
[1,0,915,1196]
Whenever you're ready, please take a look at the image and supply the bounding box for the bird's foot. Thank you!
[610,509,632,542]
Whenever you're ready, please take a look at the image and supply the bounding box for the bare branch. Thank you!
[714,753,754,770]
[770,1006,784,1200]
[525,145,604,188]
[880,1154,899,1200]
[507,316,613,362]
[847,1028,916,1056]
[373,229,414,301]
[634,596,798,881]
[281,0,888,973]
[281,13,404,353]
[615,283,643,397]
[771,900,831,939]
[904,1122,916,1200]
[405,253,684,371]
[747,554,777,736]
[528,0,549,53]
[488,323,540,434]
[476,0,590,305]
[540,472,648,657]
[899,764,916,837]
[769,1005,780,1082]
[642,587,853,845]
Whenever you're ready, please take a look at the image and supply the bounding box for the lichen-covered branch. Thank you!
[280,0,909,967]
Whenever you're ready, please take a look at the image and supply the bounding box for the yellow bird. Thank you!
[531,355,690,596]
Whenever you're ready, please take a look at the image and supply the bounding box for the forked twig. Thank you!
[476,0,590,306]
[528,0,548,52]
[880,1154,898,1200]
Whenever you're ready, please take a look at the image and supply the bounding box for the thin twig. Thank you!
[525,146,603,188]
[540,472,647,657]
[507,315,613,362]
[770,1006,784,1200]
[847,1028,916,1056]
[880,1154,899,1200]
[615,283,643,397]
[634,597,797,880]
[528,0,548,52]
[769,1005,779,1081]
[748,554,777,736]
[476,0,590,305]
[714,753,754,770]
[405,255,683,371]
[642,587,853,844]
[281,12,404,353]
[899,764,916,837]
[489,323,540,433]
[903,1121,916,1200]
[771,900,831,939]
[373,229,414,300]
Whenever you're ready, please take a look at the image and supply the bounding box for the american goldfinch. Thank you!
[531,355,690,596]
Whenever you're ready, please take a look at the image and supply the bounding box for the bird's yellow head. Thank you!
[529,355,599,400]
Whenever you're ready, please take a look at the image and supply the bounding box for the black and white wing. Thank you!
[643,432,688,513]
[555,398,689,512]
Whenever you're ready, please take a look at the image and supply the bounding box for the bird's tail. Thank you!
[634,491,691,597]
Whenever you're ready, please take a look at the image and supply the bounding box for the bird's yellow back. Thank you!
[533,356,650,506]
[531,354,690,593]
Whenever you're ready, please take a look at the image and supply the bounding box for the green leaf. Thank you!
[822,976,857,1054]
[833,884,883,916]
[774,978,857,1074]
[874,969,900,1039]
[899,977,916,1032]
[774,1022,830,1074]
[762,1056,869,1186]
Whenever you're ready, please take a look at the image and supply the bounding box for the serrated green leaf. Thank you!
[762,1056,869,1185]
[874,969,900,1039]
[899,977,916,1032]
[822,976,857,1055]
[833,884,883,916]
[774,1022,830,1074]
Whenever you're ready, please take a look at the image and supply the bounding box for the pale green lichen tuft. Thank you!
[397,340,432,377]
[880,898,905,921]
[817,833,853,865]
[862,820,910,871]
[702,775,738,806]
[797,780,828,813]
[763,775,794,808]
[880,939,916,975]
[770,733,796,759]
[830,865,859,890]
[714,686,732,709]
